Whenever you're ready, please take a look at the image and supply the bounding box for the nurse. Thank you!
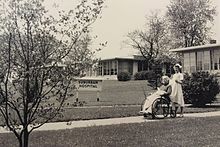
[170,64,185,117]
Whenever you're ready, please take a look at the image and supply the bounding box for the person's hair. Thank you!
[161,76,170,85]
[174,65,182,73]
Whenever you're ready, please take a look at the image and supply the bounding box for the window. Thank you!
[203,51,210,70]
[210,50,213,70]
[183,53,190,72]
[189,52,196,72]
[103,62,107,75]
[115,61,118,74]
[196,51,203,71]
[110,60,117,75]
[213,50,220,70]
[98,62,102,76]
[143,61,148,70]
[103,60,118,75]
[138,61,143,71]
[138,61,148,71]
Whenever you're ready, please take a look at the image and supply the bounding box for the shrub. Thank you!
[147,70,158,80]
[117,71,131,81]
[134,71,142,80]
[147,73,162,89]
[134,70,159,80]
[134,70,163,89]
[182,72,220,107]
[134,71,149,80]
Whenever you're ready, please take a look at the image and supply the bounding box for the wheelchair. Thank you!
[141,96,176,119]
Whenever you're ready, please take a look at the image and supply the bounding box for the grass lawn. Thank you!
[51,104,220,122]
[66,80,155,106]
[2,79,219,124]
[0,116,220,147]
[1,104,220,125]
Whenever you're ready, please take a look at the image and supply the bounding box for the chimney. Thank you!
[210,40,217,44]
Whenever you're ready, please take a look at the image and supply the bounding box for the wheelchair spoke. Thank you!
[152,98,169,119]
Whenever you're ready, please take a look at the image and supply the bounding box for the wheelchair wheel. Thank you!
[152,98,169,119]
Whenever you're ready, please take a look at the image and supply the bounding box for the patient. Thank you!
[140,76,171,114]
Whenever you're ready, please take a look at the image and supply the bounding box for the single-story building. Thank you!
[170,43,220,74]
[85,55,172,80]
[86,55,149,79]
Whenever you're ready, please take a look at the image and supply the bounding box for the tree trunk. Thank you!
[21,128,29,147]
[18,129,29,147]
[18,137,23,147]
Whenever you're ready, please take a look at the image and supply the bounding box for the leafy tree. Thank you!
[167,0,216,47]
[0,0,104,147]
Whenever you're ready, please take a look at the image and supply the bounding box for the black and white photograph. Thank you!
[0,0,220,146]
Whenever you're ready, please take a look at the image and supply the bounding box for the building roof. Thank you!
[101,56,133,61]
[170,44,220,52]
[100,55,145,61]
[76,77,103,81]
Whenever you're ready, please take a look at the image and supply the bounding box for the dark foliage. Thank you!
[182,72,220,107]
[134,71,150,80]
[117,71,131,81]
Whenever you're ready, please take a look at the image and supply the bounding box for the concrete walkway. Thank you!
[0,111,220,133]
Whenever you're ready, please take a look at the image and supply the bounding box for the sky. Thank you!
[44,0,220,59]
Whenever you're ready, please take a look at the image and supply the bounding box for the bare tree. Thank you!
[167,0,216,47]
[127,12,169,66]
[65,33,107,77]
[0,0,104,147]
